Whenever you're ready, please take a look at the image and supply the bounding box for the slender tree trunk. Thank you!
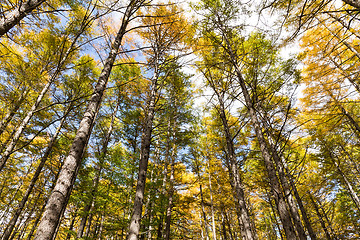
[308,194,332,240]
[333,157,360,210]
[65,210,77,240]
[265,191,284,240]
[208,166,217,240]
[199,186,210,240]
[223,211,234,240]
[164,147,175,240]
[220,209,228,240]
[226,53,297,238]
[33,2,141,238]
[1,107,71,240]
[126,73,158,240]
[0,12,91,172]
[0,79,52,172]
[283,162,317,240]
[77,98,119,238]
[214,92,257,240]
[0,0,46,37]
[0,88,29,137]
[272,154,307,240]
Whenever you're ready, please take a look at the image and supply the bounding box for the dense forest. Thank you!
[0,0,359,239]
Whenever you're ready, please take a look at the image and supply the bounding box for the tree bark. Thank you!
[33,1,141,238]
[215,93,257,240]
[285,165,317,240]
[76,97,119,239]
[126,70,158,240]
[0,0,46,37]
[0,13,90,172]
[218,29,298,238]
[199,184,210,240]
[208,165,217,240]
[164,144,176,240]
[1,106,70,240]
[342,0,360,10]
[0,88,29,137]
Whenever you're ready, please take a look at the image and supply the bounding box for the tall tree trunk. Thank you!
[0,88,29,137]
[126,70,158,240]
[208,165,217,240]
[0,12,91,172]
[199,184,210,240]
[222,38,297,238]
[220,209,228,240]
[0,79,52,172]
[77,97,119,239]
[283,161,317,240]
[0,0,46,37]
[308,194,333,240]
[214,91,257,240]
[1,106,71,240]
[211,14,300,237]
[33,2,142,238]
[164,146,175,240]
[266,191,284,240]
[272,153,307,240]
[65,210,77,240]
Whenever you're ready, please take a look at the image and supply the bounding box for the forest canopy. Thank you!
[0,0,360,239]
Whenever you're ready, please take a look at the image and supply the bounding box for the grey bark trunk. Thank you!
[0,79,52,172]
[1,107,70,240]
[77,98,119,239]
[0,13,89,172]
[283,162,317,240]
[33,1,139,238]
[199,184,210,240]
[309,194,332,240]
[0,0,46,37]
[208,166,217,240]
[164,145,175,240]
[221,43,297,238]
[126,64,158,240]
[215,22,297,239]
[0,88,29,137]
[215,94,257,240]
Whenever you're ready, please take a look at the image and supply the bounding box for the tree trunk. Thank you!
[0,12,90,172]
[164,147,175,240]
[126,71,158,240]
[77,97,119,239]
[199,185,210,240]
[33,1,141,238]
[0,0,46,37]
[208,165,217,240]
[222,40,297,238]
[0,79,52,172]
[216,94,257,240]
[1,106,71,240]
[0,88,29,137]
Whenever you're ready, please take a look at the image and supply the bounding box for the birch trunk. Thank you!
[33,1,141,238]
[0,0,46,37]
